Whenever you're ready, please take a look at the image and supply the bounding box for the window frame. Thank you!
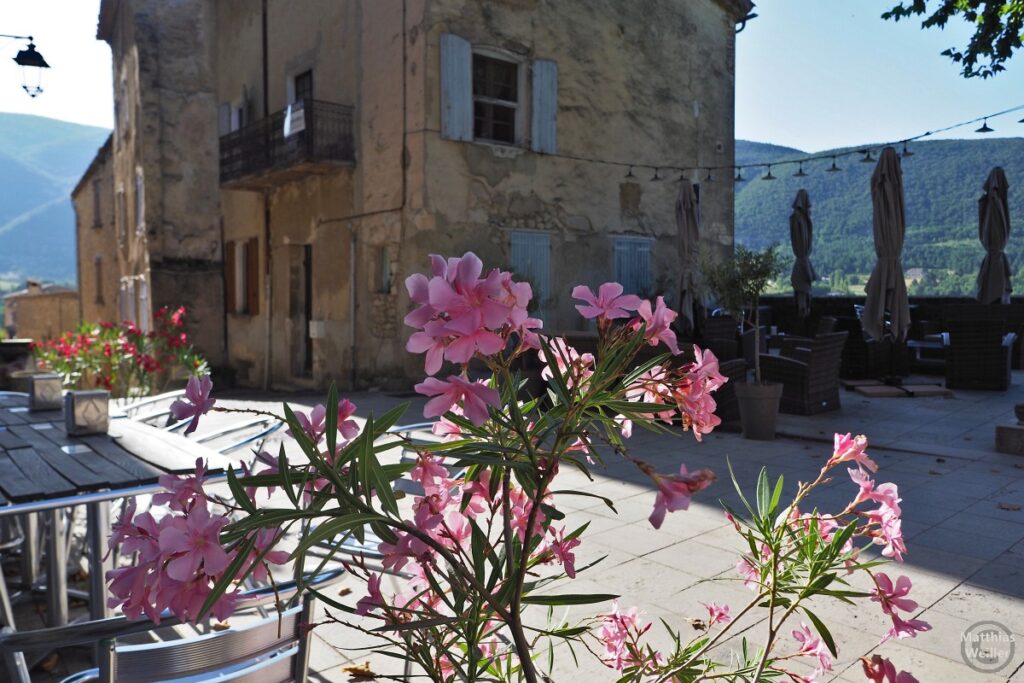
[471,47,526,146]
[91,178,103,229]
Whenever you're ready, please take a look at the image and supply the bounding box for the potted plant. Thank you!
[705,244,783,439]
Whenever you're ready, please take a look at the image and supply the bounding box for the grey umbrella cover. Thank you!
[789,189,817,318]
[976,167,1012,304]
[862,147,910,342]
[675,181,700,333]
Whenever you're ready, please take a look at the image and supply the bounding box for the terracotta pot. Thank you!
[735,382,782,440]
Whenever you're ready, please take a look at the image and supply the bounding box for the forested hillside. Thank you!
[734,138,1024,295]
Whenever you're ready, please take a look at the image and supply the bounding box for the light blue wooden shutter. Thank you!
[614,237,653,298]
[510,231,551,320]
[440,33,473,141]
[531,59,557,154]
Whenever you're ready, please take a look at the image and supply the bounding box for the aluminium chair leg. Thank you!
[45,509,68,627]
[87,501,112,622]
[1,627,30,683]
[0,568,14,628]
[18,514,39,588]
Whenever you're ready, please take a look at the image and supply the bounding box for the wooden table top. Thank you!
[0,395,228,509]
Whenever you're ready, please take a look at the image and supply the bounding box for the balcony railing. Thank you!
[219,99,355,189]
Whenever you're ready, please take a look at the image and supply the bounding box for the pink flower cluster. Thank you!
[648,464,717,529]
[405,252,541,375]
[106,459,288,623]
[169,375,216,435]
[792,622,833,676]
[872,572,931,643]
[596,601,662,672]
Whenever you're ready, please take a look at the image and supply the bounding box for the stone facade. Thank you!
[82,0,749,390]
[3,282,79,340]
[96,0,225,362]
[73,134,120,324]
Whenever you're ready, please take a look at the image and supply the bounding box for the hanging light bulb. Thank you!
[761,165,777,181]
[734,167,744,182]
[704,168,713,182]
[793,162,808,178]
[901,142,914,158]
[625,166,635,179]
[975,118,994,133]
[650,167,662,181]
[861,150,875,163]
[826,157,841,173]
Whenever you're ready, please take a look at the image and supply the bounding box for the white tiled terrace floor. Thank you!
[16,371,1024,682]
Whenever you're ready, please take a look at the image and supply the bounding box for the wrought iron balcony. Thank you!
[219,99,355,189]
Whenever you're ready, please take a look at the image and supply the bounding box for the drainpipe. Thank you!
[317,0,409,391]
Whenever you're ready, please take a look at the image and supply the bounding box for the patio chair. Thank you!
[944,320,1016,391]
[759,331,848,415]
[0,570,344,683]
[701,316,740,362]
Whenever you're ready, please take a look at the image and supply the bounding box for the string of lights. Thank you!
[539,103,1024,182]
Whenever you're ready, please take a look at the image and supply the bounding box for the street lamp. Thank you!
[2,34,49,97]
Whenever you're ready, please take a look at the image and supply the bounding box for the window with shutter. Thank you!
[613,237,654,298]
[225,240,237,314]
[245,238,260,315]
[531,59,557,154]
[509,231,551,320]
[473,54,519,144]
[440,33,473,141]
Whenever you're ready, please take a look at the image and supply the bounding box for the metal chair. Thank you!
[0,570,343,683]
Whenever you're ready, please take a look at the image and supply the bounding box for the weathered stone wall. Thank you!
[5,292,80,340]
[74,137,120,325]
[101,0,225,364]
[409,0,739,324]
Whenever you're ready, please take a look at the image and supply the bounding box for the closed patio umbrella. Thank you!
[976,167,1012,304]
[675,180,700,333]
[789,189,817,319]
[863,147,910,342]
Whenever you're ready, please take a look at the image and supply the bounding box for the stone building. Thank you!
[73,134,120,324]
[95,0,225,361]
[80,0,750,390]
[3,282,79,340]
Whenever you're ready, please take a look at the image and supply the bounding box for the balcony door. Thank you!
[289,245,314,378]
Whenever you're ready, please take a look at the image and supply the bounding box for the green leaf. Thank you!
[226,466,256,515]
[522,593,618,606]
[549,489,617,513]
[291,513,383,558]
[197,534,255,620]
[769,474,784,515]
[802,607,838,658]
[756,467,769,519]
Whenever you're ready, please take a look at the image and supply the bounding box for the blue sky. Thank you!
[0,0,1022,151]
[736,0,1024,151]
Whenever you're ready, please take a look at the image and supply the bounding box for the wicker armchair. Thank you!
[701,316,740,362]
[712,358,748,424]
[944,320,1016,391]
[760,331,848,415]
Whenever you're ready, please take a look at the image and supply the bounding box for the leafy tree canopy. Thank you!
[882,1,1024,78]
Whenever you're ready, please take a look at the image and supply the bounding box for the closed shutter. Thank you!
[510,231,551,320]
[225,240,237,314]
[614,237,653,298]
[245,237,260,315]
[440,33,473,141]
[530,59,557,154]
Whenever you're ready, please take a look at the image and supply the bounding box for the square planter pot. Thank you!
[64,390,111,436]
[29,373,63,411]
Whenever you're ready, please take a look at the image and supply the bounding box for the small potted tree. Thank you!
[705,244,783,439]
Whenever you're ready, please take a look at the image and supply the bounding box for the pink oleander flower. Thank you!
[169,375,215,435]
[648,464,716,529]
[872,573,918,616]
[406,319,449,375]
[549,527,581,578]
[153,458,208,512]
[356,573,385,616]
[572,282,643,321]
[597,601,655,672]
[241,528,290,583]
[336,399,360,440]
[861,655,919,683]
[415,375,500,426]
[792,622,833,674]
[849,468,902,518]
[428,252,513,330]
[538,337,595,388]
[691,345,727,392]
[703,602,731,626]
[108,498,138,555]
[410,452,451,495]
[882,612,932,644]
[242,451,279,501]
[865,504,906,561]
[829,433,878,472]
[633,296,681,354]
[625,364,677,424]
[158,502,232,581]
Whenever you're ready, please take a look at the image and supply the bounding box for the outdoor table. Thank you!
[0,395,230,628]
